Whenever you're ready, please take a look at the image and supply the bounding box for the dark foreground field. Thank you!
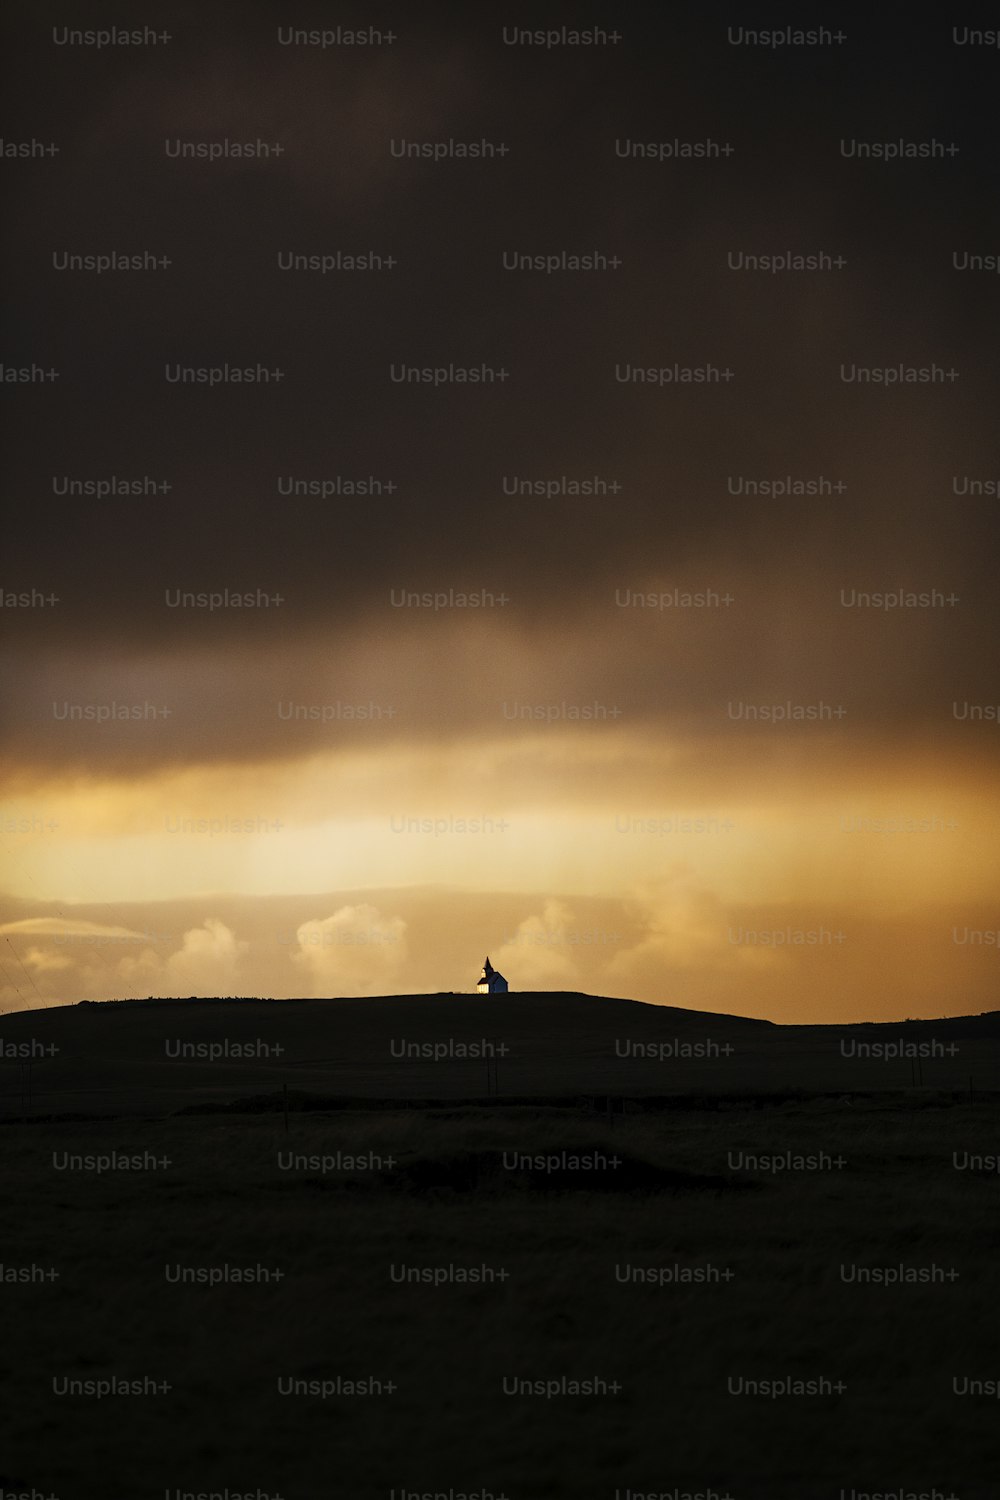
[2,1087,998,1499]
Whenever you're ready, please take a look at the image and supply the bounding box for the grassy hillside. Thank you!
[1,991,997,1118]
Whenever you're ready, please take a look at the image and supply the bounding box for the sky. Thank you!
[2,4,998,1020]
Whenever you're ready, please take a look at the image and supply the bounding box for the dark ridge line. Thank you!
[14,991,1000,1028]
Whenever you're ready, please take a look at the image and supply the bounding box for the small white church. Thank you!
[476,956,509,994]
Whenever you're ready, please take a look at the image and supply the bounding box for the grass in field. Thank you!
[2,1096,998,1499]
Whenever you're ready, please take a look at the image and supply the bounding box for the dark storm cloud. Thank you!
[2,2,998,771]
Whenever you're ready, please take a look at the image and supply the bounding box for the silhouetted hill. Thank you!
[1,992,997,1117]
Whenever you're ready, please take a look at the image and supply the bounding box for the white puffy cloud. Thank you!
[292,903,408,996]
[117,918,249,997]
[491,899,581,989]
[606,869,788,984]
[23,946,73,973]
